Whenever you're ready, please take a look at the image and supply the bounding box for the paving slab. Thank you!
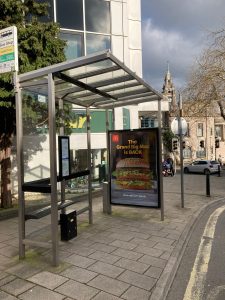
[92,291,121,300]
[19,285,65,300]
[27,271,68,289]
[55,279,99,300]
[114,257,149,274]
[118,269,156,291]
[121,286,151,300]
[1,278,34,296]
[60,265,98,283]
[88,261,124,278]
[63,253,96,268]
[88,274,130,296]
[0,291,18,300]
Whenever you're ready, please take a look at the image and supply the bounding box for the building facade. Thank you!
[21,0,162,183]
[162,67,225,164]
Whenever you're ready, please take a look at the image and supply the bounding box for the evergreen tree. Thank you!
[0,0,66,208]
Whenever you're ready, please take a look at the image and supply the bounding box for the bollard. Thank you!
[218,165,221,177]
[103,182,111,214]
[206,173,210,197]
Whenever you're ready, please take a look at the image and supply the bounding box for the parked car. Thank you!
[184,160,220,175]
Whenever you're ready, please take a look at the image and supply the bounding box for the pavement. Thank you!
[0,172,225,300]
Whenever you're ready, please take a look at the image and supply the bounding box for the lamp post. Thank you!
[178,93,184,208]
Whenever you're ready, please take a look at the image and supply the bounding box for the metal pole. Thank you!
[59,99,66,211]
[179,93,185,208]
[86,107,93,224]
[104,109,111,214]
[14,72,25,259]
[48,73,59,267]
[112,107,115,130]
[105,109,109,182]
[158,99,164,221]
[206,174,210,197]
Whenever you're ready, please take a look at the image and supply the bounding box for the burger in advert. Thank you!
[112,158,153,190]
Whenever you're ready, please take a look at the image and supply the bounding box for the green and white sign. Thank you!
[0,26,18,73]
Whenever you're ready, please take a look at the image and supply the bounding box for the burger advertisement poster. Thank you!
[109,128,160,208]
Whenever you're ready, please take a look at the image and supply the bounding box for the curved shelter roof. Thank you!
[19,50,163,108]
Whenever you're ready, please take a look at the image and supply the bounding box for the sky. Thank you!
[141,0,225,92]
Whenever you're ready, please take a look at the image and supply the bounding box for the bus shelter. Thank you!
[15,50,164,266]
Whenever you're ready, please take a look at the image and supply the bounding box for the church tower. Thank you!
[162,62,176,110]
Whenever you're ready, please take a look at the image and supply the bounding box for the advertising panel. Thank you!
[109,129,160,208]
[58,136,71,178]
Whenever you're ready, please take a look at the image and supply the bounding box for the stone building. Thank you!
[162,67,225,164]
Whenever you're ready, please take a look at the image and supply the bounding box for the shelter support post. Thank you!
[158,99,164,221]
[48,73,59,267]
[105,109,110,182]
[86,107,93,224]
[104,109,111,213]
[112,107,115,130]
[59,99,66,211]
[15,72,25,259]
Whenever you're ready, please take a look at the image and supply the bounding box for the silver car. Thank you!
[184,160,220,175]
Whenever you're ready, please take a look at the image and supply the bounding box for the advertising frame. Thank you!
[58,136,71,179]
[108,128,161,209]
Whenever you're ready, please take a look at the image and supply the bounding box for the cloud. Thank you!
[142,0,225,39]
[141,0,225,91]
[142,19,201,91]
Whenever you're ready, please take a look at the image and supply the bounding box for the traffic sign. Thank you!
[171,117,187,135]
[0,26,18,74]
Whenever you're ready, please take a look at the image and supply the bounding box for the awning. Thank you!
[19,50,163,108]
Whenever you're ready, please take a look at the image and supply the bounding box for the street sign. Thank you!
[0,26,18,74]
[171,117,187,135]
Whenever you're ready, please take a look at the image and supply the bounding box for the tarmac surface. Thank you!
[0,171,225,300]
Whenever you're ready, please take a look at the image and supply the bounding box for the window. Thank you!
[186,123,190,137]
[85,0,110,33]
[26,0,54,23]
[183,147,192,159]
[60,32,84,60]
[123,108,130,129]
[56,0,83,30]
[196,149,206,158]
[215,125,223,140]
[86,34,111,54]
[197,123,203,137]
[141,117,156,128]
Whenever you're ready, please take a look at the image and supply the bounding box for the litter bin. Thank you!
[60,210,77,241]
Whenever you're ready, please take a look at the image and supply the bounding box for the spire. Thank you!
[162,62,176,108]
[165,60,171,81]
[167,60,170,74]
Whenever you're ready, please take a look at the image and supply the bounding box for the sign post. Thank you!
[0,26,18,74]
[171,96,187,208]
[178,94,185,208]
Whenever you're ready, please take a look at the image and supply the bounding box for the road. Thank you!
[167,201,225,300]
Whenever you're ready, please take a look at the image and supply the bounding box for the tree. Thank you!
[162,128,176,153]
[184,22,225,119]
[0,0,66,208]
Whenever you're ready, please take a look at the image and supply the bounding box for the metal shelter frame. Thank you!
[14,50,164,266]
